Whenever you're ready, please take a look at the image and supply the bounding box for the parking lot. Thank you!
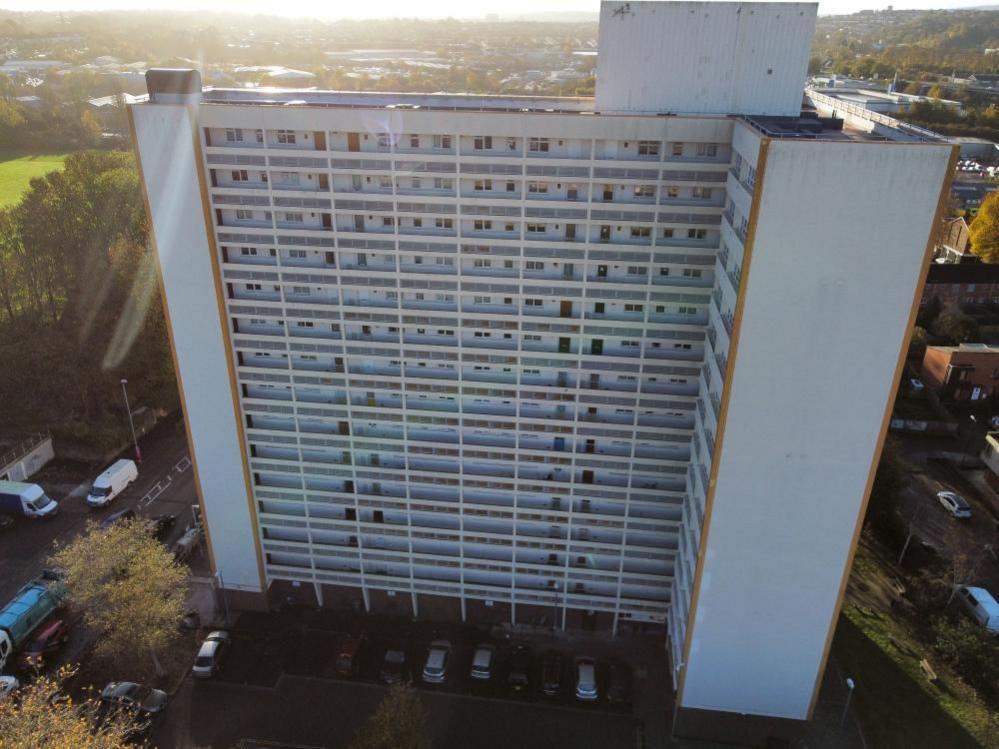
[153,606,667,748]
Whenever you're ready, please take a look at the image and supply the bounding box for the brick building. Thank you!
[922,262,999,308]
[922,343,999,401]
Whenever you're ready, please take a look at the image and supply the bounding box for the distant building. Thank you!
[933,216,974,264]
[969,73,999,89]
[922,263,999,308]
[949,137,998,161]
[922,343,999,401]
[952,181,999,213]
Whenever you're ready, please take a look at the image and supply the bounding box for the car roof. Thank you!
[963,586,999,614]
[197,639,221,658]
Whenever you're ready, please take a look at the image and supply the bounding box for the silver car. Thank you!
[192,631,230,678]
[421,639,451,684]
[574,657,598,702]
[936,491,972,519]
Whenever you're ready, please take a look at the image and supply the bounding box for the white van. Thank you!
[956,586,999,634]
[86,459,138,508]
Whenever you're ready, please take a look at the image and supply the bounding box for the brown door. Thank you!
[313,131,326,150]
[565,224,576,240]
[582,470,594,484]
[318,174,329,189]
[560,301,572,318]
[347,132,360,152]
[322,213,332,229]
[338,421,350,435]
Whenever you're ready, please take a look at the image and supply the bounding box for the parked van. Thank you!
[86,459,138,508]
[956,586,999,634]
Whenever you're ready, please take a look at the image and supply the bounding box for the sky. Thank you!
[0,0,995,18]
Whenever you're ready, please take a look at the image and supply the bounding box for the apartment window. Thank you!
[696,143,719,157]
[289,249,307,258]
[634,185,655,198]
[436,218,453,229]
[679,306,697,315]
[413,218,423,228]
[409,135,419,148]
[529,137,550,153]
[474,296,491,304]
[436,257,453,265]
[225,128,243,142]
[524,334,541,341]
[235,209,254,220]
[247,283,262,291]
[296,320,314,328]
[666,186,679,199]
[671,143,684,157]
[624,304,644,312]
[659,267,669,276]
[526,261,545,270]
[413,256,424,264]
[506,181,516,192]
[434,178,453,190]
[383,217,395,227]
[249,318,266,325]
[377,135,391,149]
[410,178,421,189]
[281,212,303,223]
[504,223,515,232]
[525,299,543,306]
[276,129,296,144]
[504,260,514,269]
[231,169,249,181]
[622,340,639,348]
[240,247,257,256]
[637,140,659,156]
[474,179,492,191]
[626,266,647,275]
[528,181,548,194]
[683,268,702,278]
[378,176,392,189]
[474,259,492,267]
[527,223,545,233]
[688,229,707,240]
[692,187,713,200]
[474,220,493,231]
[292,286,310,294]
[630,227,651,238]
[662,229,674,239]
[474,136,493,150]
[433,134,451,149]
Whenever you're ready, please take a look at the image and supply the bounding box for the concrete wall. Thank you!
[0,436,54,482]
[131,103,264,595]
[680,138,953,719]
[595,1,817,116]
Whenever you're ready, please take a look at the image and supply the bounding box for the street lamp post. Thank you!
[120,378,142,464]
[840,677,855,728]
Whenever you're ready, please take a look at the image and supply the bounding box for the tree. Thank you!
[51,519,188,676]
[0,666,140,749]
[970,191,999,263]
[932,616,999,702]
[350,685,432,749]
[865,436,909,545]
[929,303,979,344]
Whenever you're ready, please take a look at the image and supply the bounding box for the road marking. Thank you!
[138,454,192,508]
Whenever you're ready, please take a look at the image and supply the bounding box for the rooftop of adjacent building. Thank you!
[925,263,999,285]
[926,342,999,355]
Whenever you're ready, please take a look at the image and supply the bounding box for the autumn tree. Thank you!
[51,519,189,676]
[0,667,140,749]
[970,191,999,263]
[350,685,432,749]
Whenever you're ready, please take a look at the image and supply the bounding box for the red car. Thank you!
[18,619,69,671]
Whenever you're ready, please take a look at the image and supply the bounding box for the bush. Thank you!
[932,615,999,704]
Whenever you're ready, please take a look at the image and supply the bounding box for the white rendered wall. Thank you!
[680,138,953,718]
[131,104,263,593]
[595,1,817,116]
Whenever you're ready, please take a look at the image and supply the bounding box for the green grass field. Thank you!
[0,149,69,208]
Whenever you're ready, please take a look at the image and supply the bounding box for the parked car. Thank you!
[86,459,138,508]
[100,681,168,717]
[149,514,176,541]
[507,643,532,693]
[936,491,972,519]
[99,508,136,530]
[421,640,451,684]
[17,618,69,671]
[171,524,203,562]
[0,675,18,702]
[956,586,999,633]
[469,643,495,681]
[192,631,230,678]
[574,657,599,702]
[540,650,564,697]
[606,659,632,705]
[334,635,366,678]
[380,647,408,685]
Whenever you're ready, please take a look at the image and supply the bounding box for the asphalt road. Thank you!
[0,415,198,604]
[154,674,641,749]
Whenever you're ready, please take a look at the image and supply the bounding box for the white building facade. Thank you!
[131,1,955,734]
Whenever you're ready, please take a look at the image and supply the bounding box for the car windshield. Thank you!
[195,656,213,667]
[89,485,111,497]
[29,495,55,510]
[954,496,970,509]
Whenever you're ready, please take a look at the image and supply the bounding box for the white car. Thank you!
[574,657,598,702]
[421,640,451,684]
[0,675,19,702]
[192,631,230,678]
[936,491,972,519]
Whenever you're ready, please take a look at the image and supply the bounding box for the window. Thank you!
[525,298,543,306]
[436,218,453,229]
[254,129,264,142]
[474,179,492,191]
[692,187,713,200]
[679,306,697,315]
[247,283,262,291]
[662,228,674,239]
[637,140,659,156]
[235,209,254,220]
[292,286,310,294]
[683,268,702,278]
[410,178,422,189]
[413,218,423,228]
[666,186,679,199]
[225,128,243,142]
[626,266,647,275]
[289,249,307,258]
[688,229,707,240]
[409,135,419,148]
[382,217,395,227]
[624,303,644,312]
[630,227,651,238]
[377,134,391,149]
[296,320,314,328]
[659,267,669,276]
[696,143,719,157]
[282,212,304,223]
[528,181,548,193]
[474,136,493,150]
[671,143,684,157]
[506,137,517,150]
[504,260,514,268]
[634,185,655,198]
[435,257,452,265]
[378,176,392,189]
[506,181,516,192]
[527,223,545,233]
[231,169,248,181]
[433,134,451,149]
[526,261,545,270]
[622,340,639,348]
[434,178,453,190]
[474,220,493,231]
[276,129,296,144]
[474,296,492,304]
[474,259,492,267]
[529,137,550,153]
